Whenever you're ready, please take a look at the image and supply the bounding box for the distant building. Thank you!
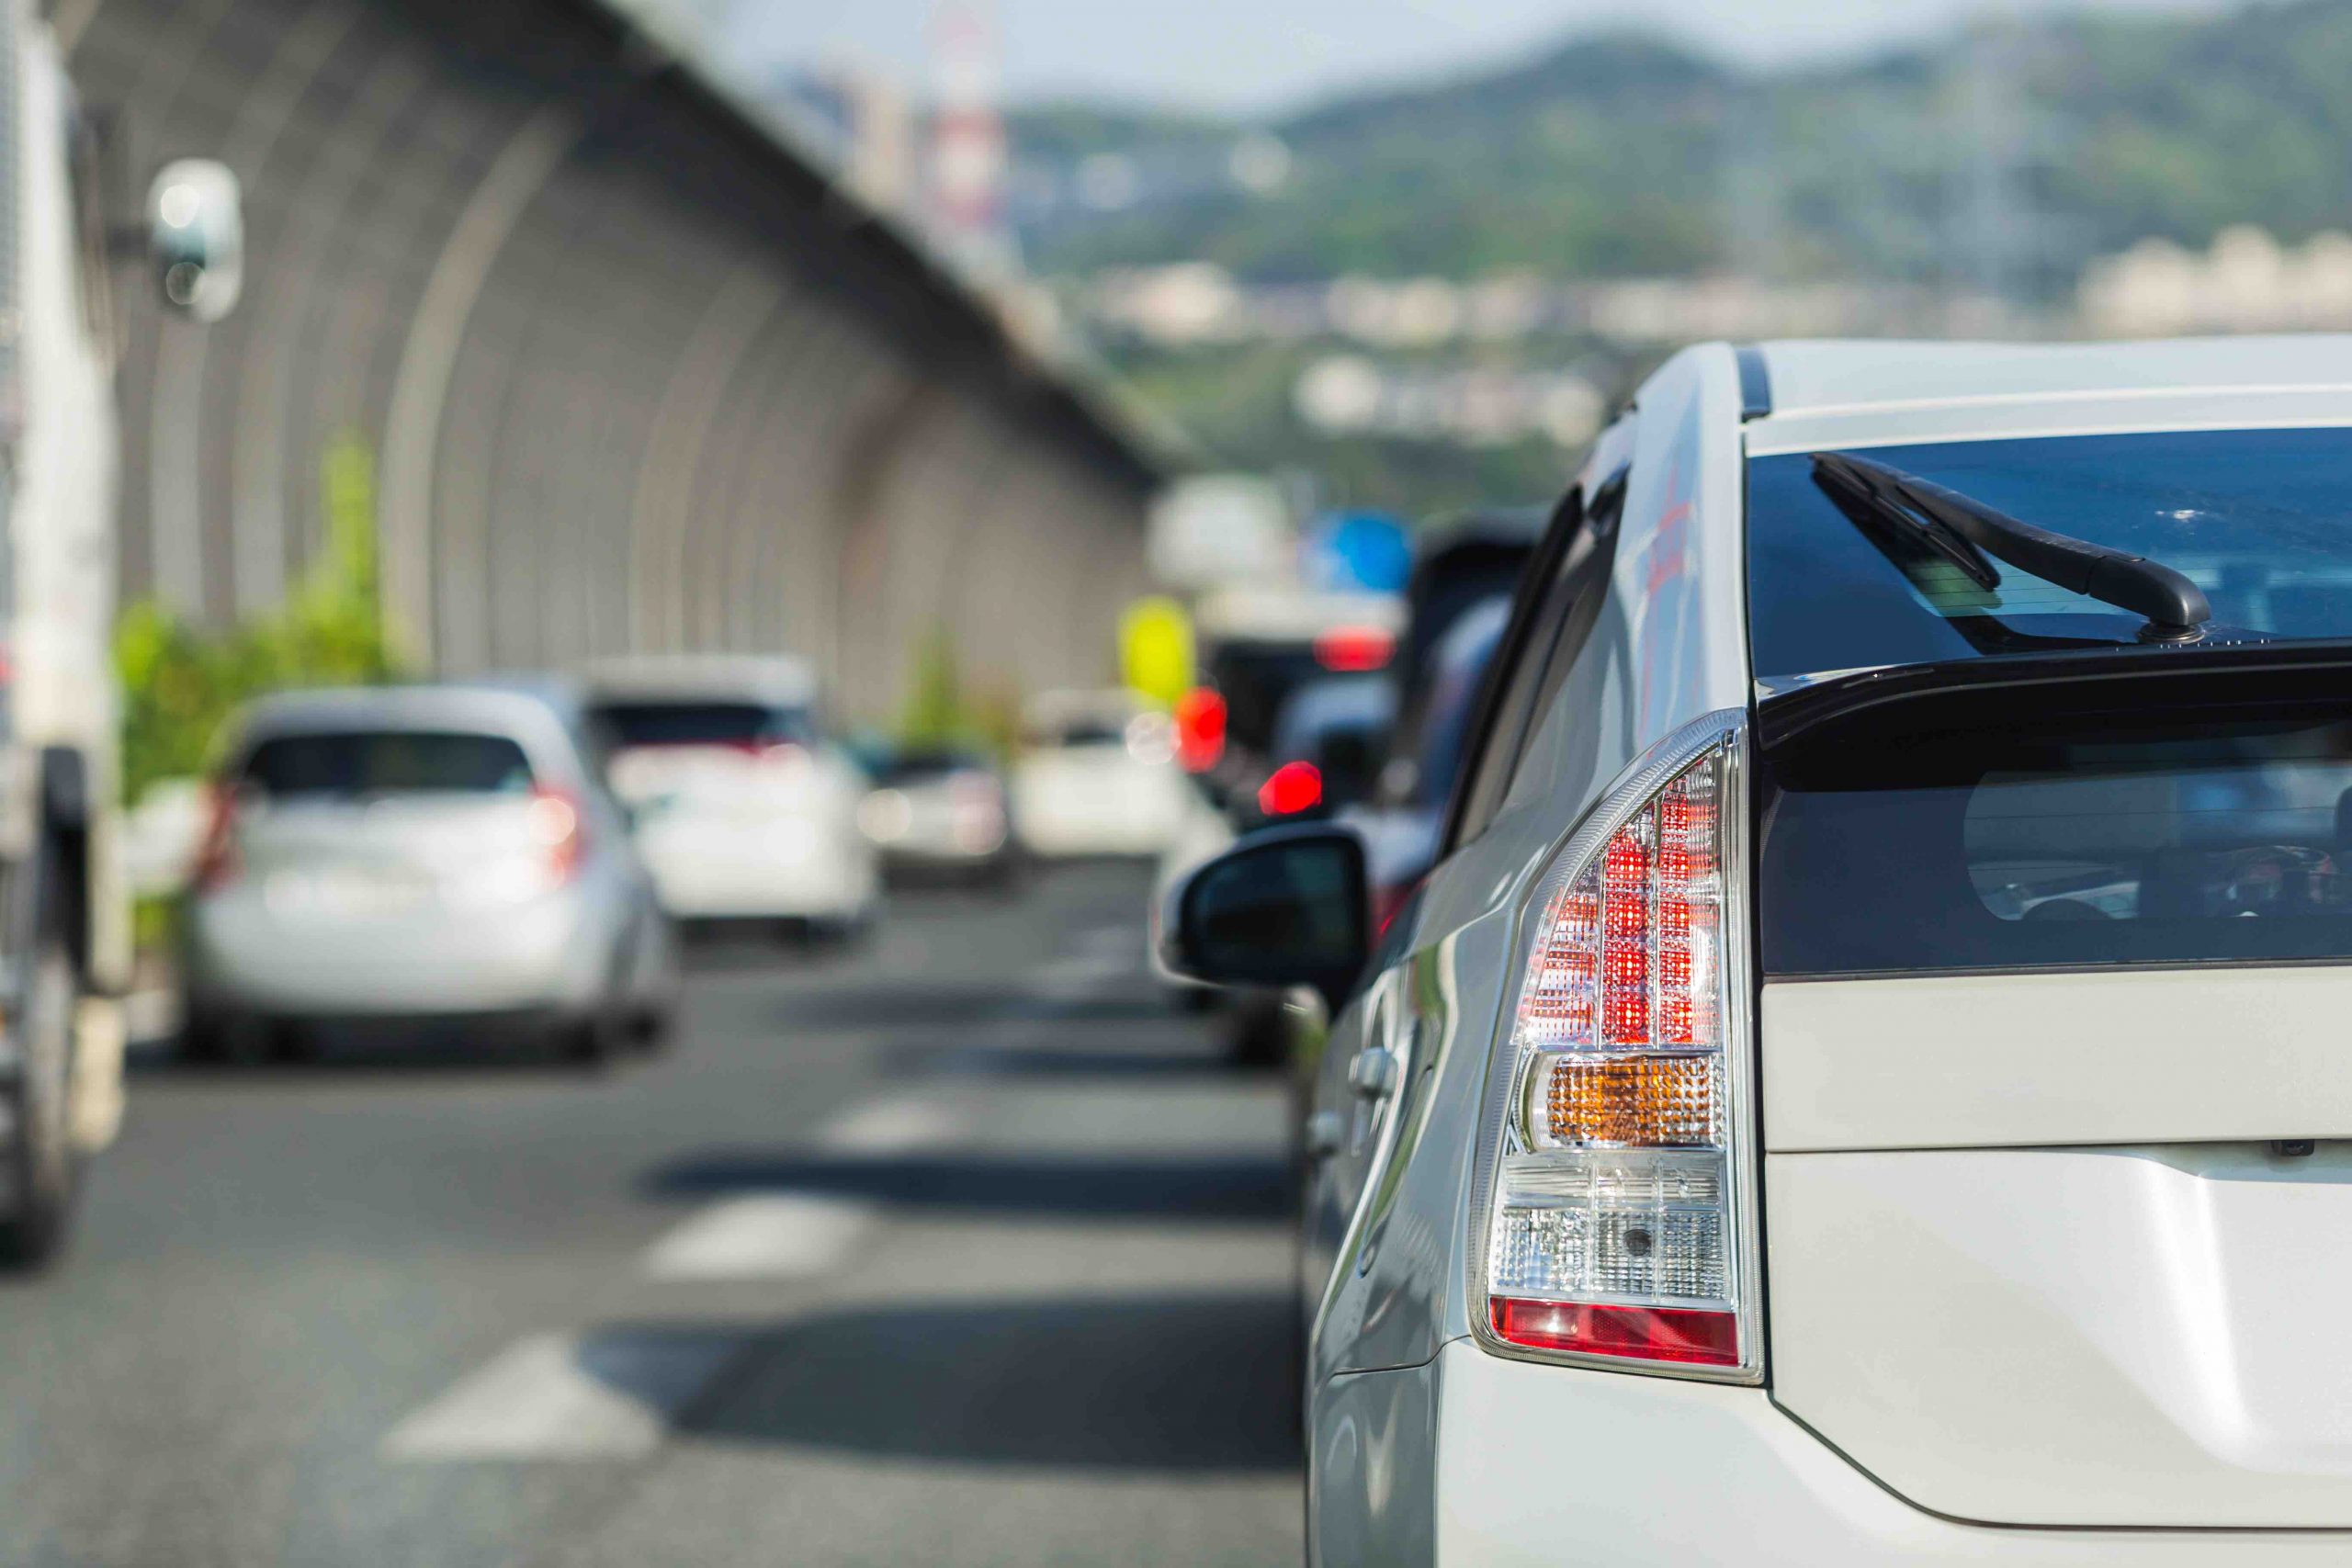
[2080,227,2352,336]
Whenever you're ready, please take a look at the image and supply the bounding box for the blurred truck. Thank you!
[0,12,242,1265]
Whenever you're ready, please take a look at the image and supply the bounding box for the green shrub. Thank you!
[116,432,402,803]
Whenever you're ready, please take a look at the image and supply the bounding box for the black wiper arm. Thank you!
[1811,451,1999,592]
[1812,452,2211,640]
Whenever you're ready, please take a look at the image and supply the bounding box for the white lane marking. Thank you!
[381,1330,741,1461]
[1027,953,1130,998]
[641,1194,873,1280]
[816,1095,963,1153]
[1024,923,1146,1000]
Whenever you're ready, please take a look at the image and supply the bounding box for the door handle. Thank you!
[1304,1108,1345,1161]
[1348,1044,1398,1100]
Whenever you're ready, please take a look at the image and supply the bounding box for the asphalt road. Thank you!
[0,862,1301,1567]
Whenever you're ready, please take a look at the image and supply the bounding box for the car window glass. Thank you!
[1449,471,1627,848]
[591,701,813,750]
[1497,477,1627,805]
[1444,496,1583,850]
[240,730,535,797]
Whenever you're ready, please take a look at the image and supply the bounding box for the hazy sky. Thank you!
[706,0,2222,114]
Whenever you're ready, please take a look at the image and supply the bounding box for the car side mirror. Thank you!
[147,159,243,321]
[1160,823,1369,1010]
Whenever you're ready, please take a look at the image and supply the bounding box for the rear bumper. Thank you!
[637,828,876,919]
[1411,1342,2352,1564]
[183,887,608,1016]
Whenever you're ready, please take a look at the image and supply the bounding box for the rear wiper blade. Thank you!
[1811,450,1999,592]
[1811,451,2212,641]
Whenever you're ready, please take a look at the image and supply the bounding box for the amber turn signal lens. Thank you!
[1540,1053,1716,1147]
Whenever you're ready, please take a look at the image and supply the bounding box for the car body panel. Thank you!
[1306,344,1756,1384]
[1770,1145,2352,1527]
[1309,1359,1439,1568]
[1765,968,2352,1152]
[1430,1340,2352,1565]
[1747,334,2352,460]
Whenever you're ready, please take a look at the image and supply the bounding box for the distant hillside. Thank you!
[1009,0,2352,294]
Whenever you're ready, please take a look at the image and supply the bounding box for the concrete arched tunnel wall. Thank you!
[62,0,1159,724]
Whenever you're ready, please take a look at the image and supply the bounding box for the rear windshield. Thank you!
[1027,718,1127,749]
[1748,427,2352,682]
[240,731,535,798]
[876,749,992,784]
[1760,703,2352,976]
[593,701,812,750]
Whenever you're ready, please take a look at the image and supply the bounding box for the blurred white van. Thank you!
[584,656,877,937]
[1012,689,1188,858]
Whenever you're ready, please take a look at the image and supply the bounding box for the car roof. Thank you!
[1744,334,2352,457]
[228,684,590,774]
[582,654,819,706]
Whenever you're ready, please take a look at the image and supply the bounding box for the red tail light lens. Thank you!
[192,781,242,893]
[1173,687,1227,773]
[1488,1298,1739,1367]
[1479,716,1758,1381]
[527,786,586,883]
[1314,625,1395,672]
[1258,761,1322,817]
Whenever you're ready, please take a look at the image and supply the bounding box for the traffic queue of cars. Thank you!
[1164,335,2352,1565]
[165,665,1192,1064]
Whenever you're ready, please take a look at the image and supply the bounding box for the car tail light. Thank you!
[1475,711,1758,1381]
[192,781,242,892]
[1173,687,1227,773]
[1258,760,1322,817]
[526,786,586,883]
[1314,625,1395,673]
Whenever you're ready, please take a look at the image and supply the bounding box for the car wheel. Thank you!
[560,1009,621,1070]
[0,939,80,1270]
[179,1007,234,1066]
[629,1002,674,1052]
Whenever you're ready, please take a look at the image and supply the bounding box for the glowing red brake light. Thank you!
[1258,761,1322,817]
[1173,687,1227,773]
[1314,625,1395,672]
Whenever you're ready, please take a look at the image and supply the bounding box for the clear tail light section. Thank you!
[526,785,587,884]
[1477,712,1759,1381]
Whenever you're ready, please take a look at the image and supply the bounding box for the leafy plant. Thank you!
[116,432,402,804]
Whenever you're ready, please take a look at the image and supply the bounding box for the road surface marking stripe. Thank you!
[381,1330,740,1461]
[1027,952,1131,998]
[641,1194,872,1280]
[817,1095,962,1153]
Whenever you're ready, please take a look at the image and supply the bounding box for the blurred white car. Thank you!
[585,656,877,937]
[859,743,1022,886]
[182,683,677,1062]
[1011,689,1189,858]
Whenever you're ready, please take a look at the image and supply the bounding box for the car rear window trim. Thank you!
[1755,639,2352,753]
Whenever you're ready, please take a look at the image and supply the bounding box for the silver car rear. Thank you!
[182,685,674,1058]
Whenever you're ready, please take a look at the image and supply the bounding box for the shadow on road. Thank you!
[648,1292,1301,1472]
[895,1040,1232,1077]
[639,1149,1292,1221]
